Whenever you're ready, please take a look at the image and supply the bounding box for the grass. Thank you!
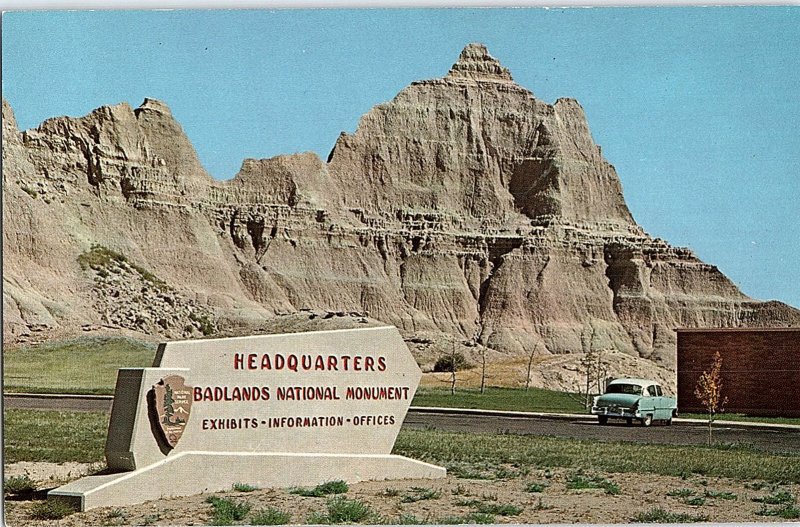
[3,336,156,395]
[632,507,708,523]
[565,472,620,495]
[8,408,800,486]
[683,496,706,506]
[307,496,373,524]
[205,496,251,525]
[4,409,108,463]
[290,480,348,497]
[472,502,523,516]
[4,474,37,494]
[249,507,292,525]
[400,486,441,503]
[389,513,428,524]
[666,488,695,498]
[29,499,77,520]
[231,482,258,492]
[437,513,495,524]
[77,244,165,287]
[704,489,737,500]
[394,428,800,483]
[756,503,800,519]
[525,482,548,493]
[752,490,795,505]
[21,185,39,199]
[681,412,800,426]
[412,386,585,414]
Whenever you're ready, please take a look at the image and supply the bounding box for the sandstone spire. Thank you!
[446,43,514,82]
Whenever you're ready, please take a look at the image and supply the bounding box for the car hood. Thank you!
[595,393,641,407]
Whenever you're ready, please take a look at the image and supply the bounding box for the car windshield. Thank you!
[605,383,643,396]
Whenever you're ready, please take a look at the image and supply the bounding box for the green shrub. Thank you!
[290,479,348,497]
[666,488,695,498]
[433,353,471,372]
[390,513,428,525]
[307,496,373,524]
[77,244,165,287]
[437,513,495,524]
[4,474,36,494]
[683,496,706,506]
[189,312,215,336]
[30,499,77,520]
[752,490,795,505]
[756,503,800,519]
[566,473,620,495]
[205,496,251,525]
[525,482,548,493]
[704,490,736,500]
[400,486,441,503]
[473,502,523,516]
[21,185,39,198]
[632,507,709,523]
[232,482,258,492]
[249,506,292,525]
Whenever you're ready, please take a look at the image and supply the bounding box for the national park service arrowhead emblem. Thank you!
[152,375,193,448]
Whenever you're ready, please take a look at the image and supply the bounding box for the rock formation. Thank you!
[4,43,799,369]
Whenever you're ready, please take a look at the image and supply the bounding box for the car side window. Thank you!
[655,385,663,396]
[646,385,657,397]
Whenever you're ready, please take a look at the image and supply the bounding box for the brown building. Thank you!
[676,328,800,417]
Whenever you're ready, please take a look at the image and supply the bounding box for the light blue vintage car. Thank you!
[591,378,677,426]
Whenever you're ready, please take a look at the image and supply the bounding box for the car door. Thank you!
[643,384,658,415]
[653,384,665,419]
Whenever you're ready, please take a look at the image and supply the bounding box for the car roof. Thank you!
[608,378,658,387]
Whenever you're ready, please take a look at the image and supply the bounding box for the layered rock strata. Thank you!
[4,44,798,367]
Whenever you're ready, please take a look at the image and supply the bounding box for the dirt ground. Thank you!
[4,461,798,525]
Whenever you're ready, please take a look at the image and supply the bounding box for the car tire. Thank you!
[665,418,673,426]
[625,418,633,426]
[598,416,608,425]
[642,415,653,427]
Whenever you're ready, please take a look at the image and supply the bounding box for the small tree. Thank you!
[434,343,469,395]
[694,351,728,444]
[479,345,487,394]
[525,342,543,392]
[449,343,458,395]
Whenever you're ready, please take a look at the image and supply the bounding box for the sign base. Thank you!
[49,452,446,511]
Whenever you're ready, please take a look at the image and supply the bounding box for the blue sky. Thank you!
[3,8,799,308]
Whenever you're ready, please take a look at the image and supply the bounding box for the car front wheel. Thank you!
[641,415,653,427]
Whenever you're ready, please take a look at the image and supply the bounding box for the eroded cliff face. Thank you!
[4,43,798,368]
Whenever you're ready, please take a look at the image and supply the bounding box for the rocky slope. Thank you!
[4,43,798,370]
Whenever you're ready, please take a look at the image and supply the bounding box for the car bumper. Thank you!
[591,406,641,418]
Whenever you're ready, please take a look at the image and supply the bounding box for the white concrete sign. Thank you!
[50,326,445,510]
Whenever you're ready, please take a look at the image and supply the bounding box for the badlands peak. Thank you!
[446,42,515,83]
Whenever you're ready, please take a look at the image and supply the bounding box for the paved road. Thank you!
[4,393,113,412]
[5,394,799,454]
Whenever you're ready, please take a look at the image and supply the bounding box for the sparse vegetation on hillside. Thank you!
[78,244,165,287]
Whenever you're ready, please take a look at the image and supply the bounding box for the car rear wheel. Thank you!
[598,416,608,425]
[642,415,653,427]
[665,418,673,426]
